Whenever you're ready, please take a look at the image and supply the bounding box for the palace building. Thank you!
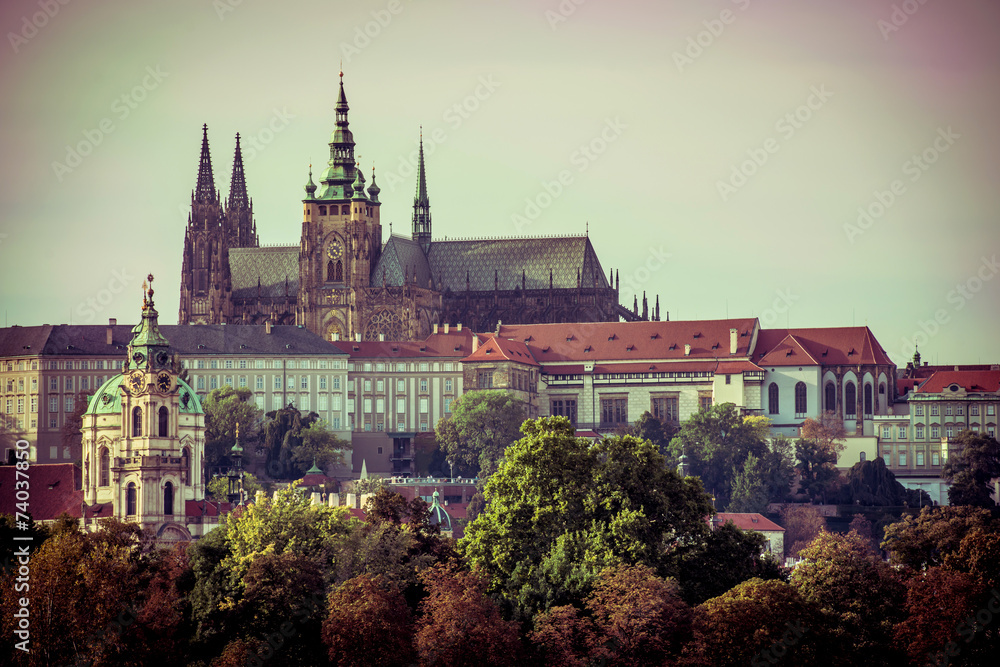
[178,73,649,341]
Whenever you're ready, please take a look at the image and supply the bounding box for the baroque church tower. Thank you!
[83,276,207,542]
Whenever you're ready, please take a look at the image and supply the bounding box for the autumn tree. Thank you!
[323,574,415,667]
[414,562,521,667]
[529,604,600,667]
[881,505,998,571]
[435,389,526,478]
[791,530,907,663]
[799,412,847,456]
[667,403,769,509]
[942,430,1000,508]
[780,504,826,558]
[683,578,828,667]
[893,567,980,665]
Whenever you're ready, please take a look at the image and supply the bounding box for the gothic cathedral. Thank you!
[178,73,653,341]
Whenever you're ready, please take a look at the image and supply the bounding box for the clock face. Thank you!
[129,372,144,394]
[326,239,343,260]
[156,372,172,393]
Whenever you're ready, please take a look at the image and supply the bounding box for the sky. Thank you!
[1,0,998,366]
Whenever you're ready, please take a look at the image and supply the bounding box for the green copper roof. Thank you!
[367,167,380,203]
[307,459,323,474]
[428,490,452,531]
[85,374,202,416]
[351,167,368,201]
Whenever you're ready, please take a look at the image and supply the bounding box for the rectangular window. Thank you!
[288,360,297,370]
[915,405,924,416]
[238,376,247,388]
[930,405,939,416]
[916,451,925,466]
[444,397,453,413]
[239,360,247,369]
[398,420,406,431]
[551,398,578,425]
[364,363,372,372]
[273,395,283,410]
[300,395,310,411]
[197,376,205,391]
[50,418,57,429]
[477,372,492,389]
[932,451,940,466]
[600,397,628,426]
[5,398,12,414]
[898,426,907,440]
[255,376,264,390]
[988,405,996,416]
[210,360,218,369]
[210,376,218,390]
[915,425,924,439]
[419,397,429,413]
[274,376,282,390]
[945,405,953,416]
[30,397,37,413]
[396,397,406,413]
[49,397,58,413]
[971,405,980,416]
[333,395,342,411]
[319,360,328,369]
[945,426,954,438]
[256,360,264,369]
[224,360,233,369]
[30,378,37,392]
[899,451,907,466]
[65,377,73,391]
[319,376,327,390]
[301,376,308,389]
[988,427,996,438]
[377,379,384,392]
[365,421,372,432]
[333,377,341,390]
[18,378,24,391]
[286,376,294,390]
[197,360,205,369]
[651,397,678,423]
[444,362,453,371]
[396,379,405,392]
[376,398,385,413]
[376,362,385,373]
[363,398,372,413]
[956,405,964,416]
[881,425,892,440]
[931,425,940,439]
[396,363,406,372]
[49,446,57,459]
[332,417,341,430]
[445,378,453,393]
[419,362,429,372]
[420,420,428,431]
[364,379,372,392]
[700,396,713,411]
[17,398,24,413]
[80,361,88,370]
[254,395,264,410]
[65,396,74,412]
[80,377,89,391]
[318,395,328,411]
[420,379,428,393]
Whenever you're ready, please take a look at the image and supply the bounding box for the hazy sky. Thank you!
[1,0,998,365]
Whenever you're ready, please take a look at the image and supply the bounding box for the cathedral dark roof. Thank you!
[229,246,300,299]
[371,235,609,292]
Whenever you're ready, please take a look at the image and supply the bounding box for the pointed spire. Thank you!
[351,162,368,201]
[195,124,217,203]
[304,164,317,198]
[228,133,250,211]
[413,127,432,252]
[367,164,380,203]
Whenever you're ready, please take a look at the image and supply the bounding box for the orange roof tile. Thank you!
[464,335,538,366]
[754,327,894,367]
[915,370,1000,394]
[0,464,82,520]
[713,512,785,532]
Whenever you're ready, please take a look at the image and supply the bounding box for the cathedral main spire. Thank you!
[319,70,357,199]
[412,128,432,253]
[194,124,217,204]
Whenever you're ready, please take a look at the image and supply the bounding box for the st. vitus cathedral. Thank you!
[178,74,657,341]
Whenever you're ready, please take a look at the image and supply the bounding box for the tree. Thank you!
[435,389,526,478]
[292,419,351,475]
[683,578,827,667]
[667,403,769,509]
[790,530,907,663]
[881,505,998,571]
[943,526,1000,592]
[207,471,263,502]
[728,453,770,513]
[414,562,521,667]
[322,574,415,667]
[203,386,262,469]
[530,604,600,667]
[761,434,797,503]
[794,438,841,504]
[799,412,847,456]
[839,456,931,506]
[780,504,826,558]
[893,567,979,665]
[461,417,714,619]
[616,410,677,457]
[259,404,346,479]
[942,431,1000,508]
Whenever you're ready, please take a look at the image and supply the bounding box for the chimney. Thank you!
[730,328,738,355]
[684,344,691,356]
[457,323,462,331]
[265,321,272,335]
[433,323,439,334]
[472,335,479,353]
[106,326,113,345]
[109,318,116,326]
[444,323,450,334]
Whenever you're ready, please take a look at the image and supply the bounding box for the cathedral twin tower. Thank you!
[178,73,629,341]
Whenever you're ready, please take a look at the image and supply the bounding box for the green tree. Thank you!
[791,530,907,663]
[728,452,770,513]
[667,403,769,509]
[794,438,841,504]
[942,430,1000,508]
[206,471,263,502]
[461,416,714,619]
[616,410,677,457]
[840,456,930,506]
[203,386,262,469]
[292,419,351,475]
[434,389,526,478]
[260,404,346,479]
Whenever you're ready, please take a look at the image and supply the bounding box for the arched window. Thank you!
[845,382,857,417]
[319,205,327,215]
[795,382,807,416]
[158,406,169,437]
[768,383,779,414]
[864,384,873,416]
[825,382,836,413]
[164,482,174,516]
[182,448,191,485]
[126,482,137,516]
[132,406,143,437]
[100,447,110,487]
[342,204,350,215]
[335,260,343,282]
[327,260,336,282]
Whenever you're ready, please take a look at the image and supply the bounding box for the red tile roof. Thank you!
[0,464,82,520]
[713,512,785,532]
[339,330,475,359]
[185,499,233,517]
[754,327,894,367]
[915,370,1000,394]
[498,319,758,364]
[714,360,765,374]
[756,334,820,367]
[464,335,539,366]
[902,363,999,379]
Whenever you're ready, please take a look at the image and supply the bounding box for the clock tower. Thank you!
[82,275,207,541]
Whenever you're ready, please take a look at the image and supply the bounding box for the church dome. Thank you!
[427,490,452,532]
[85,374,203,416]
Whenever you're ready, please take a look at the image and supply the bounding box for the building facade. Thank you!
[177,74,648,342]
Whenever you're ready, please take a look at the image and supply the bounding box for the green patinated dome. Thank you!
[85,374,203,416]
[428,490,452,532]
